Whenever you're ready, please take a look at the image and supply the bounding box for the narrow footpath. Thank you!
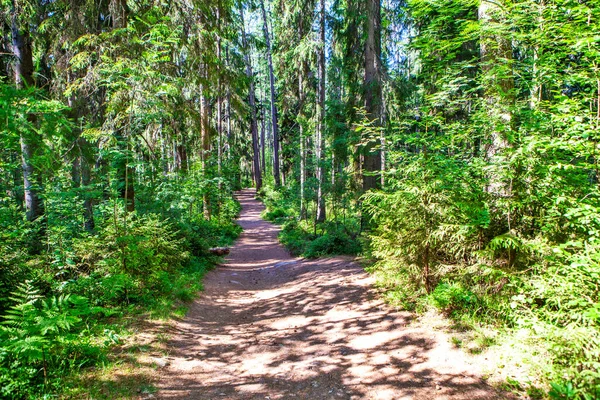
[158,189,505,400]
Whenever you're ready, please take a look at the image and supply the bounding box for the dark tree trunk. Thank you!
[241,6,262,190]
[71,140,95,232]
[81,156,95,231]
[259,0,281,187]
[200,85,211,220]
[109,0,128,30]
[298,66,307,220]
[113,130,135,212]
[11,2,43,223]
[362,0,383,193]
[217,1,223,181]
[20,136,43,222]
[315,0,327,223]
[261,106,266,173]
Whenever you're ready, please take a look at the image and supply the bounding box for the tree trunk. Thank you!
[226,45,232,161]
[479,0,514,196]
[362,0,383,193]
[109,0,128,30]
[240,6,262,190]
[529,0,544,109]
[261,105,266,173]
[260,0,281,187]
[298,61,308,220]
[200,85,211,220]
[11,2,43,223]
[81,155,95,231]
[315,0,327,223]
[217,1,223,181]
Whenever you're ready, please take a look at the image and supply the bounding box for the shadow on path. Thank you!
[158,189,508,400]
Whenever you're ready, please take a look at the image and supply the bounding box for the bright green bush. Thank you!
[363,155,488,292]
[431,283,479,315]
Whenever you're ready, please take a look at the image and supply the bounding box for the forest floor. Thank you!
[156,189,510,400]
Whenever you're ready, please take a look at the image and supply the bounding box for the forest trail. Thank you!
[158,189,505,400]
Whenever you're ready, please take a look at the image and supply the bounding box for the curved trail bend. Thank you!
[158,189,504,400]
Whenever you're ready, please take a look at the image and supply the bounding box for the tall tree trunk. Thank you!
[200,84,211,220]
[259,0,281,187]
[109,0,128,30]
[81,155,95,231]
[315,0,327,223]
[240,6,262,190]
[299,67,307,220]
[479,0,514,196]
[529,0,544,109]
[362,0,383,193]
[217,1,223,182]
[11,2,43,223]
[261,105,266,173]
[71,139,95,232]
[226,45,232,161]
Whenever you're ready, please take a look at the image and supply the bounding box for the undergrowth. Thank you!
[0,180,241,399]
[361,156,600,399]
[257,185,361,258]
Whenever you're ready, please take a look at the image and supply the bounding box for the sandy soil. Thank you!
[157,189,508,400]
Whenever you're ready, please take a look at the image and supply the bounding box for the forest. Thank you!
[1,0,599,398]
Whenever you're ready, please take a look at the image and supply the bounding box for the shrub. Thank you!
[304,223,361,258]
[431,282,479,315]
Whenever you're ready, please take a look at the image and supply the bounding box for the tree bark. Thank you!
[479,0,514,196]
[240,6,262,190]
[217,1,223,181]
[81,155,95,231]
[11,2,43,223]
[200,85,211,220]
[109,0,128,30]
[362,0,383,193]
[109,0,135,212]
[226,45,232,161]
[299,67,307,220]
[261,104,266,173]
[315,0,327,223]
[260,0,281,187]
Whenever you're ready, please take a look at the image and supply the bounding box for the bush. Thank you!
[363,155,488,293]
[304,223,361,258]
[431,282,479,315]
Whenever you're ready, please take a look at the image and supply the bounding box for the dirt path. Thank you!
[158,189,505,400]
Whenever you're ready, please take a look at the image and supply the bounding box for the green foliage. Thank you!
[364,154,488,292]
[0,194,240,398]
[431,283,479,315]
[363,0,600,396]
[3,0,600,397]
[261,184,361,258]
[0,282,106,399]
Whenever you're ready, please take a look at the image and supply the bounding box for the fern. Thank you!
[0,281,99,391]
